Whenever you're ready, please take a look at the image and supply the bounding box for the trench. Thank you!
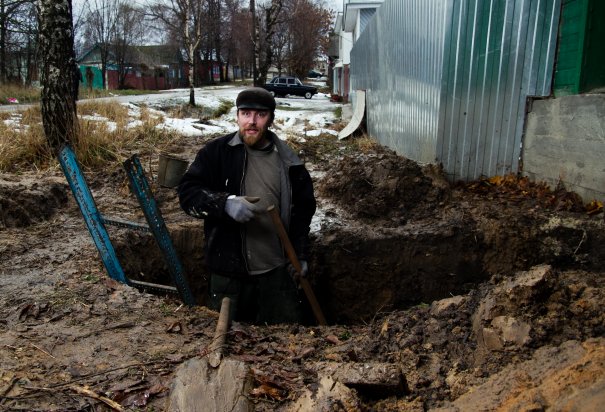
[113,211,602,325]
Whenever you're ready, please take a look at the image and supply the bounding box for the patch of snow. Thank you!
[157,118,205,137]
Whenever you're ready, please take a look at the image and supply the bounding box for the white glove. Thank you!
[224,196,260,223]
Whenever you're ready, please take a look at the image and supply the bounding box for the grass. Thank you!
[0,83,41,104]
[0,100,178,172]
[213,98,234,117]
[334,106,342,119]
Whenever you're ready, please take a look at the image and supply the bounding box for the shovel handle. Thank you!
[209,297,230,368]
[267,206,327,326]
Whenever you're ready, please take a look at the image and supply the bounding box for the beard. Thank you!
[239,124,269,148]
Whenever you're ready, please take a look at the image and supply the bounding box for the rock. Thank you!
[166,357,251,412]
[312,361,407,397]
[479,265,553,322]
[491,316,531,348]
[473,265,550,355]
[286,375,362,412]
[481,327,504,351]
[479,316,531,352]
[430,295,466,316]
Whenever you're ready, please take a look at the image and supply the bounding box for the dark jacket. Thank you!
[178,130,316,276]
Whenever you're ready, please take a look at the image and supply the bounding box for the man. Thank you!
[178,87,316,324]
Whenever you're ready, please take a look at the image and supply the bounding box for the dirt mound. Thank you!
[318,147,448,225]
[326,265,605,411]
[0,175,69,228]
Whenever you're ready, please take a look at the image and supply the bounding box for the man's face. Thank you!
[237,109,272,148]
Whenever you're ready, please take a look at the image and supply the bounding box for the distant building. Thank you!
[77,44,222,91]
[331,0,384,101]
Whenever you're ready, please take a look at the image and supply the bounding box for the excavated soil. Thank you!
[0,125,603,411]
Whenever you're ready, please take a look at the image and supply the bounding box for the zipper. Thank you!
[239,148,251,273]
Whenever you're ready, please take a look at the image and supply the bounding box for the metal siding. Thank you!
[351,0,447,163]
[360,9,376,34]
[349,0,560,181]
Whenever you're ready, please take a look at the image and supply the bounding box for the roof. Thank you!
[77,43,184,68]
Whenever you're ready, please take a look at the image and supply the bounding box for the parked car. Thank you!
[262,76,318,99]
[307,70,323,78]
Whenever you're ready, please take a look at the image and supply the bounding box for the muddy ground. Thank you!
[0,123,604,411]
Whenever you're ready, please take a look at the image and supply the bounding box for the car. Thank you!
[307,70,323,78]
[262,76,318,99]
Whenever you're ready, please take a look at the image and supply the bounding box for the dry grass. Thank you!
[0,83,41,104]
[0,106,53,171]
[352,133,380,152]
[0,101,178,172]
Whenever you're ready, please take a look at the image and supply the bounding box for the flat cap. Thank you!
[236,87,276,111]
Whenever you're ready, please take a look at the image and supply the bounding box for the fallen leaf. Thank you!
[250,384,284,401]
[148,383,169,396]
[326,334,342,345]
[164,353,184,363]
[380,319,389,337]
[586,200,603,215]
[121,390,150,407]
[166,322,182,333]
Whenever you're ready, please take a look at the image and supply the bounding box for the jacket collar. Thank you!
[228,130,303,167]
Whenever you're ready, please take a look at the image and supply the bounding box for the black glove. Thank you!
[224,196,260,223]
[287,260,308,279]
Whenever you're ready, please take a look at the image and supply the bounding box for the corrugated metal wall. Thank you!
[350,0,561,181]
[351,0,448,163]
[359,8,377,34]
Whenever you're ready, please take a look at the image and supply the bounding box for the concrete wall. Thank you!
[523,94,605,202]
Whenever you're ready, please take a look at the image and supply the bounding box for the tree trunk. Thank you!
[37,0,78,150]
[188,47,195,106]
[250,0,257,85]
[0,8,7,83]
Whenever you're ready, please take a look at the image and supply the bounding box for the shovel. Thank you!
[267,205,327,326]
[208,297,231,368]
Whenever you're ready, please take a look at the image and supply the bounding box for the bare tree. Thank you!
[149,0,205,106]
[0,0,37,84]
[254,0,281,85]
[249,0,332,85]
[284,0,331,78]
[222,0,236,81]
[207,0,223,82]
[37,0,78,149]
[223,0,250,80]
[112,2,144,89]
[270,3,289,76]
[249,0,256,83]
